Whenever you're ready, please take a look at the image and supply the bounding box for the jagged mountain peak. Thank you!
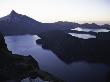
[0,10,21,22]
[10,10,17,15]
[9,10,21,18]
[0,10,40,24]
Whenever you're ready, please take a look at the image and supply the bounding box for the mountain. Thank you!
[0,10,40,24]
[0,10,71,35]
[81,23,101,29]
[0,10,78,36]
[101,24,110,29]
[0,10,110,36]
[0,10,42,35]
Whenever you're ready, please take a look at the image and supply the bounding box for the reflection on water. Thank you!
[4,35,109,82]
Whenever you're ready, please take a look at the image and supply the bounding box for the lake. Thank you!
[4,34,109,82]
[71,27,110,33]
[69,27,110,39]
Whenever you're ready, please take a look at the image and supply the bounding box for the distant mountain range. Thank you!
[0,10,110,35]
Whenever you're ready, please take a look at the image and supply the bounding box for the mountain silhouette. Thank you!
[0,10,70,35]
[0,10,109,36]
[0,10,42,35]
[0,10,40,24]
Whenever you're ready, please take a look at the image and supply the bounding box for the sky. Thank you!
[0,0,110,23]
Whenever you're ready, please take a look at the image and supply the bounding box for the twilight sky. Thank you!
[0,0,110,23]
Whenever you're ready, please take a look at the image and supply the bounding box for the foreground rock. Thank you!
[0,32,64,82]
[36,30,110,64]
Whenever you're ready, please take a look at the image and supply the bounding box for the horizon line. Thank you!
[0,10,110,25]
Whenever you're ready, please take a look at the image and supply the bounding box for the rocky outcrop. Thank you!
[36,30,110,64]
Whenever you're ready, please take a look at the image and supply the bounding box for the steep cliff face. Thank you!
[0,32,39,81]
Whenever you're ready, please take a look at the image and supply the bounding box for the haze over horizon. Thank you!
[0,0,110,24]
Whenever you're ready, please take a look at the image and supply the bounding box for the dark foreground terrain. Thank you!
[36,30,110,82]
[36,30,110,64]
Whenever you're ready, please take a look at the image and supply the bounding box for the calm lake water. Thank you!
[4,34,109,82]
[68,33,96,39]
[69,27,110,39]
[71,27,110,33]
